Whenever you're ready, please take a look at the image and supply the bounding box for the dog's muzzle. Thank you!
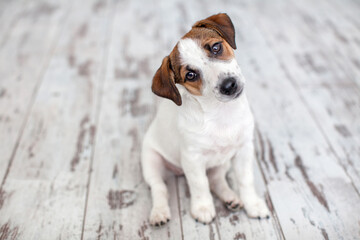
[220,77,244,97]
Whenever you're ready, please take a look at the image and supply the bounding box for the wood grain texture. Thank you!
[0,0,113,238]
[0,0,71,186]
[0,0,359,239]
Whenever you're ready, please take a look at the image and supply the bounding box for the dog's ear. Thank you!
[152,56,182,106]
[193,13,236,49]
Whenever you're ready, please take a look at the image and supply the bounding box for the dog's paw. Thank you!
[191,200,216,224]
[149,205,171,227]
[222,191,243,211]
[243,197,270,219]
[225,197,243,212]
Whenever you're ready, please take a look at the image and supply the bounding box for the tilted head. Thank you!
[152,13,245,106]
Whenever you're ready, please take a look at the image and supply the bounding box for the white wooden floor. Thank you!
[0,0,359,239]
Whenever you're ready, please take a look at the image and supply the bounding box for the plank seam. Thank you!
[254,127,286,240]
[80,1,118,238]
[214,215,222,240]
[175,177,185,240]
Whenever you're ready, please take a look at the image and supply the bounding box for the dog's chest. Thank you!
[178,96,253,168]
[199,126,243,168]
[187,117,245,168]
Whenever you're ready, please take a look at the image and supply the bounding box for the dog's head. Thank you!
[152,13,244,106]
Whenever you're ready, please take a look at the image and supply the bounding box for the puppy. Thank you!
[141,13,269,226]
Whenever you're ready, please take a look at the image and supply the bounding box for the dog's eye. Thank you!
[212,42,222,55]
[185,71,197,81]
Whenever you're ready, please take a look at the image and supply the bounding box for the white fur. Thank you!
[142,38,269,225]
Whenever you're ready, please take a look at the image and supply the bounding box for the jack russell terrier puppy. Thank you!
[142,13,269,226]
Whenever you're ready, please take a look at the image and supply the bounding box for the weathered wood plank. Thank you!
[0,0,71,185]
[81,0,185,239]
[246,0,360,192]
[309,0,360,89]
[231,1,360,239]
[0,0,29,48]
[0,0,113,238]
[253,0,360,193]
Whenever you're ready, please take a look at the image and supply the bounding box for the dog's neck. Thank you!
[177,88,250,132]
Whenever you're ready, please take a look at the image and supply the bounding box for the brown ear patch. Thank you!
[151,56,182,106]
[192,13,236,49]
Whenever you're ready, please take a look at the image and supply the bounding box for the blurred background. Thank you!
[0,0,359,239]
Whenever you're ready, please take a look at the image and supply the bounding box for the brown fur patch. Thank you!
[179,66,203,95]
[201,37,234,60]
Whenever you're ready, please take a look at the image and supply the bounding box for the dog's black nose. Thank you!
[220,78,238,96]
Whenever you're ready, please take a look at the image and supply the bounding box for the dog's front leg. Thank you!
[182,152,216,224]
[233,142,270,219]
